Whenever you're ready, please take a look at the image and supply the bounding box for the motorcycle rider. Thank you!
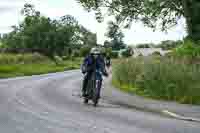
[81,47,108,97]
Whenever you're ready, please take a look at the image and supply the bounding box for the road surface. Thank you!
[0,70,199,133]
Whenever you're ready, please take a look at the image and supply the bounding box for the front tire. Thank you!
[93,98,98,107]
[84,98,88,104]
[93,80,101,107]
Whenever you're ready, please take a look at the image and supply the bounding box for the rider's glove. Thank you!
[81,64,87,74]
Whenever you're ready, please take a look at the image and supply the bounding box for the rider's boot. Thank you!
[97,80,102,99]
[82,77,88,97]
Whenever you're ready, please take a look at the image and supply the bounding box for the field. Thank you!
[0,53,82,78]
[112,56,200,105]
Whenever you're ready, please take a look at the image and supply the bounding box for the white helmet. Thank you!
[90,47,101,54]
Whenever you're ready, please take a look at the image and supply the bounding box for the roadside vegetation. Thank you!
[77,1,200,104]
[0,3,129,78]
[112,40,200,105]
[0,4,92,78]
[0,53,81,78]
[0,3,102,78]
[1,1,200,106]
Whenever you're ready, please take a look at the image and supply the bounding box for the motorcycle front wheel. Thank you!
[93,80,101,107]
[84,98,89,104]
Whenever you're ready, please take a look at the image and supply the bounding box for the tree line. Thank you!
[0,3,132,60]
[0,4,97,60]
[134,40,183,50]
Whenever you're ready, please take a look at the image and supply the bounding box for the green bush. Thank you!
[138,53,143,56]
[0,53,81,78]
[112,57,200,105]
[175,40,200,58]
[111,51,119,58]
[105,47,112,57]
[54,55,63,65]
[80,46,91,57]
[165,51,174,58]
[113,58,143,87]
[121,49,132,57]
[0,53,49,65]
[72,50,80,57]
[62,56,70,60]
[151,51,161,56]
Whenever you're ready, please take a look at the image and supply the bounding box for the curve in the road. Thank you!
[0,71,199,133]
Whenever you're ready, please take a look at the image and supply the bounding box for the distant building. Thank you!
[132,48,170,57]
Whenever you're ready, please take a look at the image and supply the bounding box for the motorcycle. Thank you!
[83,70,102,107]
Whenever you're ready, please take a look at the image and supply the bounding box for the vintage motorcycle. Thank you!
[83,69,104,107]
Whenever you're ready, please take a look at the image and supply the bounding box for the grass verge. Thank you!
[112,57,200,105]
[0,53,82,78]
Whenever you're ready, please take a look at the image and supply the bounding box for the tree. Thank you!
[152,51,162,56]
[156,40,182,50]
[103,40,112,48]
[79,26,97,46]
[77,0,200,41]
[105,21,126,50]
[2,3,97,61]
[121,47,133,57]
[80,45,91,57]
[105,47,112,57]
[136,43,151,48]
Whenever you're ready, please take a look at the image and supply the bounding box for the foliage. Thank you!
[112,57,200,105]
[175,40,200,58]
[105,47,112,57]
[72,50,80,58]
[80,45,91,57]
[0,53,81,78]
[110,39,126,51]
[0,53,49,65]
[1,3,96,60]
[79,26,97,46]
[110,51,119,58]
[112,58,143,90]
[136,58,200,104]
[151,51,161,56]
[77,0,200,41]
[136,43,151,48]
[105,21,126,50]
[121,47,133,57]
[138,53,143,57]
[134,40,182,50]
[156,40,182,50]
[103,40,111,48]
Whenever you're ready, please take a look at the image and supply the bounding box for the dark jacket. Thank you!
[81,54,107,79]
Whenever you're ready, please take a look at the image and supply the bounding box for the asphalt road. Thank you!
[0,70,199,133]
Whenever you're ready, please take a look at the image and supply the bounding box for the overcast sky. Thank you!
[0,0,187,44]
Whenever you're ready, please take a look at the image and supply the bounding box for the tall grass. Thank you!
[0,53,50,64]
[0,53,81,78]
[112,57,200,105]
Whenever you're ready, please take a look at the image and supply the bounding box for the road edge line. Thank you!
[162,110,200,122]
